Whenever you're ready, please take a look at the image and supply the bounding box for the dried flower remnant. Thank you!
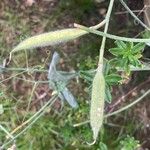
[48,52,78,108]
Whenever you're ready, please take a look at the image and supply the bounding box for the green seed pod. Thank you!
[12,28,87,52]
[90,67,105,141]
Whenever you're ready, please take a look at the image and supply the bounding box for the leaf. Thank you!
[109,58,120,66]
[105,74,122,85]
[109,48,124,56]
[121,58,128,68]
[120,136,140,150]
[12,28,87,53]
[105,85,112,103]
[131,42,145,54]
[99,142,108,150]
[134,53,142,59]
[128,55,141,67]
[128,55,136,66]
[90,68,105,141]
[103,59,110,75]
[126,42,133,50]
[131,57,141,67]
[115,40,126,49]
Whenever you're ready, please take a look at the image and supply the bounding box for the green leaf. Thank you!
[121,58,128,67]
[105,85,112,103]
[109,41,143,74]
[109,58,123,69]
[115,40,126,49]
[132,57,142,67]
[109,48,124,56]
[132,42,145,54]
[126,42,133,50]
[105,74,122,85]
[99,142,108,150]
[109,58,118,66]
[128,55,141,67]
[128,55,137,66]
[103,60,110,75]
[120,136,140,150]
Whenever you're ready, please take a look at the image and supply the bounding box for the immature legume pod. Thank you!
[12,28,87,52]
[90,68,105,141]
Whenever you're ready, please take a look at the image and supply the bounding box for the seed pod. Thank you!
[12,28,87,52]
[90,67,105,141]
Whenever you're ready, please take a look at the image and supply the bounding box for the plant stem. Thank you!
[99,0,115,65]
[23,82,38,121]
[0,125,14,140]
[120,0,150,30]
[73,89,150,127]
[74,23,150,43]
[90,19,106,30]
[0,66,47,73]
[2,95,58,149]
[1,65,150,75]
[0,71,26,84]
[105,89,150,117]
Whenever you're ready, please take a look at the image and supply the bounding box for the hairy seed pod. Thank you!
[12,28,87,52]
[90,66,105,141]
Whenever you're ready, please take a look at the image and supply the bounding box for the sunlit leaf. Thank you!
[115,40,126,49]
[109,48,124,56]
[132,42,145,54]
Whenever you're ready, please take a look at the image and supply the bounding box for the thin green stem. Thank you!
[99,0,115,65]
[24,49,29,73]
[73,89,150,127]
[74,23,150,43]
[0,125,14,140]
[14,77,50,84]
[1,65,150,76]
[120,0,150,30]
[0,67,47,73]
[0,71,26,84]
[90,19,106,30]
[117,66,150,71]
[105,89,150,117]
[23,82,38,122]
